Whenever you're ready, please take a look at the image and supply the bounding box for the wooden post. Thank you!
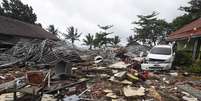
[192,39,198,61]
[196,38,201,61]
[13,82,17,101]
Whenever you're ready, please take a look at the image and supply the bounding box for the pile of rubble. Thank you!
[126,44,150,57]
[0,39,81,68]
[72,61,201,101]
[0,40,200,101]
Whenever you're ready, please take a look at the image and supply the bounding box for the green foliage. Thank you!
[186,61,201,73]
[126,35,140,46]
[172,0,201,29]
[127,35,134,43]
[132,12,172,47]
[93,32,110,48]
[171,14,193,30]
[83,33,94,50]
[92,25,113,48]
[173,50,193,66]
[93,33,102,48]
[111,36,121,46]
[173,50,201,73]
[47,25,58,35]
[0,0,37,24]
[63,26,81,46]
[180,0,201,20]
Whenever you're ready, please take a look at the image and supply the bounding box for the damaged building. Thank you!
[0,16,201,101]
[168,18,201,61]
[0,15,58,52]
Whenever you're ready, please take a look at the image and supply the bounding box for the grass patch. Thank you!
[185,61,201,73]
[173,50,201,73]
[173,50,192,67]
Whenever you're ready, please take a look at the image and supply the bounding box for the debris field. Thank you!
[0,39,200,101]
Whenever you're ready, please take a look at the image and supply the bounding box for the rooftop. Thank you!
[0,16,58,40]
[168,18,201,40]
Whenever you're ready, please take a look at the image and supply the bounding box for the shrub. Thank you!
[173,50,192,66]
[186,61,201,73]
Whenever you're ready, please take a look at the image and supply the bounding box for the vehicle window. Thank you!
[150,47,171,55]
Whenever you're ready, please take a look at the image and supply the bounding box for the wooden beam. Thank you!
[192,39,198,61]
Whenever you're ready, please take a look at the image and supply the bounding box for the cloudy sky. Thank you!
[19,0,190,46]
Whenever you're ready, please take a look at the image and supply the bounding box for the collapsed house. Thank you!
[0,16,201,101]
[0,16,83,100]
[0,15,81,65]
[0,16,58,50]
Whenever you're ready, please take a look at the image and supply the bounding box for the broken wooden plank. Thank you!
[0,76,25,93]
[45,79,89,94]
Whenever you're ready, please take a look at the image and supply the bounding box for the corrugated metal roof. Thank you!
[168,18,201,40]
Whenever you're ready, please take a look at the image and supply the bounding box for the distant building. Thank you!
[0,16,58,48]
[168,18,201,61]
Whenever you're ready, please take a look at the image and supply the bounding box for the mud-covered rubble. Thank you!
[69,53,201,101]
[0,43,200,101]
[0,67,31,84]
[69,50,201,101]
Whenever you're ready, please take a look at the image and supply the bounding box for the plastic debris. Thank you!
[109,62,130,69]
[123,86,145,97]
[127,73,139,81]
[106,92,118,99]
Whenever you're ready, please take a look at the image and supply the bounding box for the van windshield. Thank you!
[150,47,171,55]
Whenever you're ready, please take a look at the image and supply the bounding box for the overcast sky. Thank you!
[19,0,190,46]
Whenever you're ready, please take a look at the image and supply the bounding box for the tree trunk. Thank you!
[72,40,74,48]
[89,45,92,50]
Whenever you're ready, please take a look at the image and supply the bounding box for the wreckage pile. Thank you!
[0,40,200,101]
[72,61,201,101]
[0,39,81,68]
[126,44,150,57]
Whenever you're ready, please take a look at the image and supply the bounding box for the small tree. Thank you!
[180,0,201,20]
[111,36,120,46]
[83,33,94,50]
[0,0,37,24]
[93,32,105,48]
[132,12,171,46]
[47,25,58,35]
[97,25,113,47]
[127,35,134,43]
[171,0,201,30]
[63,26,81,47]
[127,35,139,46]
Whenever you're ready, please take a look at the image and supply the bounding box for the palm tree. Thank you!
[64,26,81,47]
[83,33,94,50]
[127,35,134,44]
[47,25,58,35]
[127,35,139,46]
[93,32,104,48]
[111,36,121,46]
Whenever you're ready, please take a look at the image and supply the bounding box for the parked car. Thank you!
[141,45,175,70]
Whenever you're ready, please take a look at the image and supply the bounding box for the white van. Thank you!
[141,45,175,70]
